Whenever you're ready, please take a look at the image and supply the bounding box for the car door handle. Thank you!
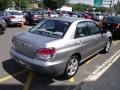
[78,40,82,44]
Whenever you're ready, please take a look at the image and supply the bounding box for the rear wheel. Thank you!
[0,26,3,34]
[64,56,79,79]
[26,20,29,25]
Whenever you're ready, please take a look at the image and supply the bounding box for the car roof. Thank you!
[105,16,120,18]
[47,17,92,23]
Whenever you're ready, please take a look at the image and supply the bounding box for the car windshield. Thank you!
[29,19,71,38]
[105,17,120,22]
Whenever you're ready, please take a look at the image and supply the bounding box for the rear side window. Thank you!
[87,22,101,35]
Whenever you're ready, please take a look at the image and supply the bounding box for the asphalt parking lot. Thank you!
[0,26,120,90]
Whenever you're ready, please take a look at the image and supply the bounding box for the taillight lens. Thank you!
[117,24,120,29]
[32,16,39,20]
[10,16,16,19]
[36,48,56,61]
[112,24,118,28]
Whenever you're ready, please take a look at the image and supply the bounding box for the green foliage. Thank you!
[20,0,30,9]
[70,3,108,12]
[0,0,13,11]
[13,0,30,10]
[70,3,93,12]
[95,7,108,12]
[114,1,120,14]
[43,0,69,10]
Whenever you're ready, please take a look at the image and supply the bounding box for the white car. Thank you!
[94,14,104,21]
[1,11,26,26]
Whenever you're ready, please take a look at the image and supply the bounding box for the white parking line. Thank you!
[84,49,120,81]
[68,77,75,83]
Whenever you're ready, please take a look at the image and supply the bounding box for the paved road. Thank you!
[0,26,120,90]
[79,57,120,90]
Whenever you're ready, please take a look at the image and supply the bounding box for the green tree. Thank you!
[70,3,93,12]
[0,0,13,11]
[114,1,120,14]
[43,0,69,10]
[13,0,30,10]
[95,7,108,12]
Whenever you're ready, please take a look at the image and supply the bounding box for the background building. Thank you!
[69,0,118,7]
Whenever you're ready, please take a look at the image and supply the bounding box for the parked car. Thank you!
[24,11,44,25]
[10,17,112,78]
[81,13,92,19]
[0,11,26,26]
[93,13,104,21]
[42,10,58,18]
[0,17,6,34]
[102,16,120,39]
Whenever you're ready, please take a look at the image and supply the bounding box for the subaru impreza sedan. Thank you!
[10,17,112,78]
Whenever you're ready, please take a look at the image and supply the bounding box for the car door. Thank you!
[86,21,106,53]
[74,21,99,60]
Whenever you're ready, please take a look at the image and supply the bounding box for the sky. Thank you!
[69,0,118,7]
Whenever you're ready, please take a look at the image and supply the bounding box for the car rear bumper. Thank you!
[9,20,26,25]
[31,19,44,24]
[10,48,66,76]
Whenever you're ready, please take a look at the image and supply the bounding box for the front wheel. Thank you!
[103,39,111,53]
[64,56,79,79]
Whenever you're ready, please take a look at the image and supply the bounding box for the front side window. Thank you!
[29,19,71,38]
[75,22,89,38]
[87,22,101,35]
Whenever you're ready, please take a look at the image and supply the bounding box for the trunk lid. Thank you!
[13,31,57,58]
[10,15,25,22]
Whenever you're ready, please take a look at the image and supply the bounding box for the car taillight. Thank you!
[117,24,120,29]
[36,48,56,61]
[112,24,118,28]
[10,16,16,18]
[32,16,39,20]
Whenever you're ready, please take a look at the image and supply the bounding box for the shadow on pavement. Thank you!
[2,59,76,90]
[0,84,24,90]
[0,84,75,90]
[0,32,4,36]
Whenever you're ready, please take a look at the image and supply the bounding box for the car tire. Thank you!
[103,39,111,53]
[26,20,29,25]
[0,26,3,34]
[64,55,79,79]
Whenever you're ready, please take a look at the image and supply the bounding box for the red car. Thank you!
[82,13,92,19]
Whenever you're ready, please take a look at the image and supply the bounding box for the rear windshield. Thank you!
[8,12,23,15]
[31,11,42,15]
[29,19,71,38]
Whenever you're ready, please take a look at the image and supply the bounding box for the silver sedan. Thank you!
[10,17,112,79]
